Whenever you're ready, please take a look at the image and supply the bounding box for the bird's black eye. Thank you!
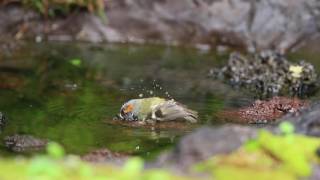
[155,109,163,118]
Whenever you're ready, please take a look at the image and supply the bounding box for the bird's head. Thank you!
[119,101,138,121]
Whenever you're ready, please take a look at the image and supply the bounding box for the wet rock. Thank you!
[4,134,48,153]
[218,96,308,124]
[0,72,26,89]
[311,164,320,180]
[81,148,128,165]
[210,51,318,97]
[279,103,320,137]
[154,125,257,170]
[1,1,320,51]
[83,0,320,52]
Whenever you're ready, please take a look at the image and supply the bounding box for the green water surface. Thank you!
[0,42,317,158]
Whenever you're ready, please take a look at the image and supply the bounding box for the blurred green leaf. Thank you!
[70,59,82,67]
[244,139,259,151]
[27,156,63,178]
[144,170,171,180]
[257,130,317,177]
[46,142,65,159]
[197,130,320,179]
[122,157,144,175]
[279,121,295,135]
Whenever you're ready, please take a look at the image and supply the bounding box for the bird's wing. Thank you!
[151,100,198,123]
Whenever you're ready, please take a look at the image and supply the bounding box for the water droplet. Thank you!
[35,35,42,43]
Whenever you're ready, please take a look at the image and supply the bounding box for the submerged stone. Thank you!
[4,134,48,153]
[81,148,128,165]
[0,72,26,90]
[210,51,318,98]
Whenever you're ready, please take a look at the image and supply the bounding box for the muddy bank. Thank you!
[218,96,308,124]
[1,0,320,52]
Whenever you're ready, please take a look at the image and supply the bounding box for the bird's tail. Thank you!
[151,100,198,123]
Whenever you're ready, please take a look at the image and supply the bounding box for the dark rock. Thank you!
[154,125,257,170]
[218,96,308,124]
[316,147,320,157]
[1,1,320,51]
[4,134,48,153]
[210,51,318,98]
[81,148,128,165]
[0,112,5,130]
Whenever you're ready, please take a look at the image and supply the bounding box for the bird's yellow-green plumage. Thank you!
[121,97,198,123]
[135,97,166,120]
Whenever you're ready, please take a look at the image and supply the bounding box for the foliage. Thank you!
[0,142,187,180]
[20,0,106,18]
[279,121,295,135]
[196,130,320,180]
[46,142,65,159]
[70,58,82,67]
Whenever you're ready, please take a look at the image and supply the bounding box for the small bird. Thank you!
[118,97,198,123]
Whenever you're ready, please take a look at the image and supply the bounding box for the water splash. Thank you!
[134,79,173,99]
